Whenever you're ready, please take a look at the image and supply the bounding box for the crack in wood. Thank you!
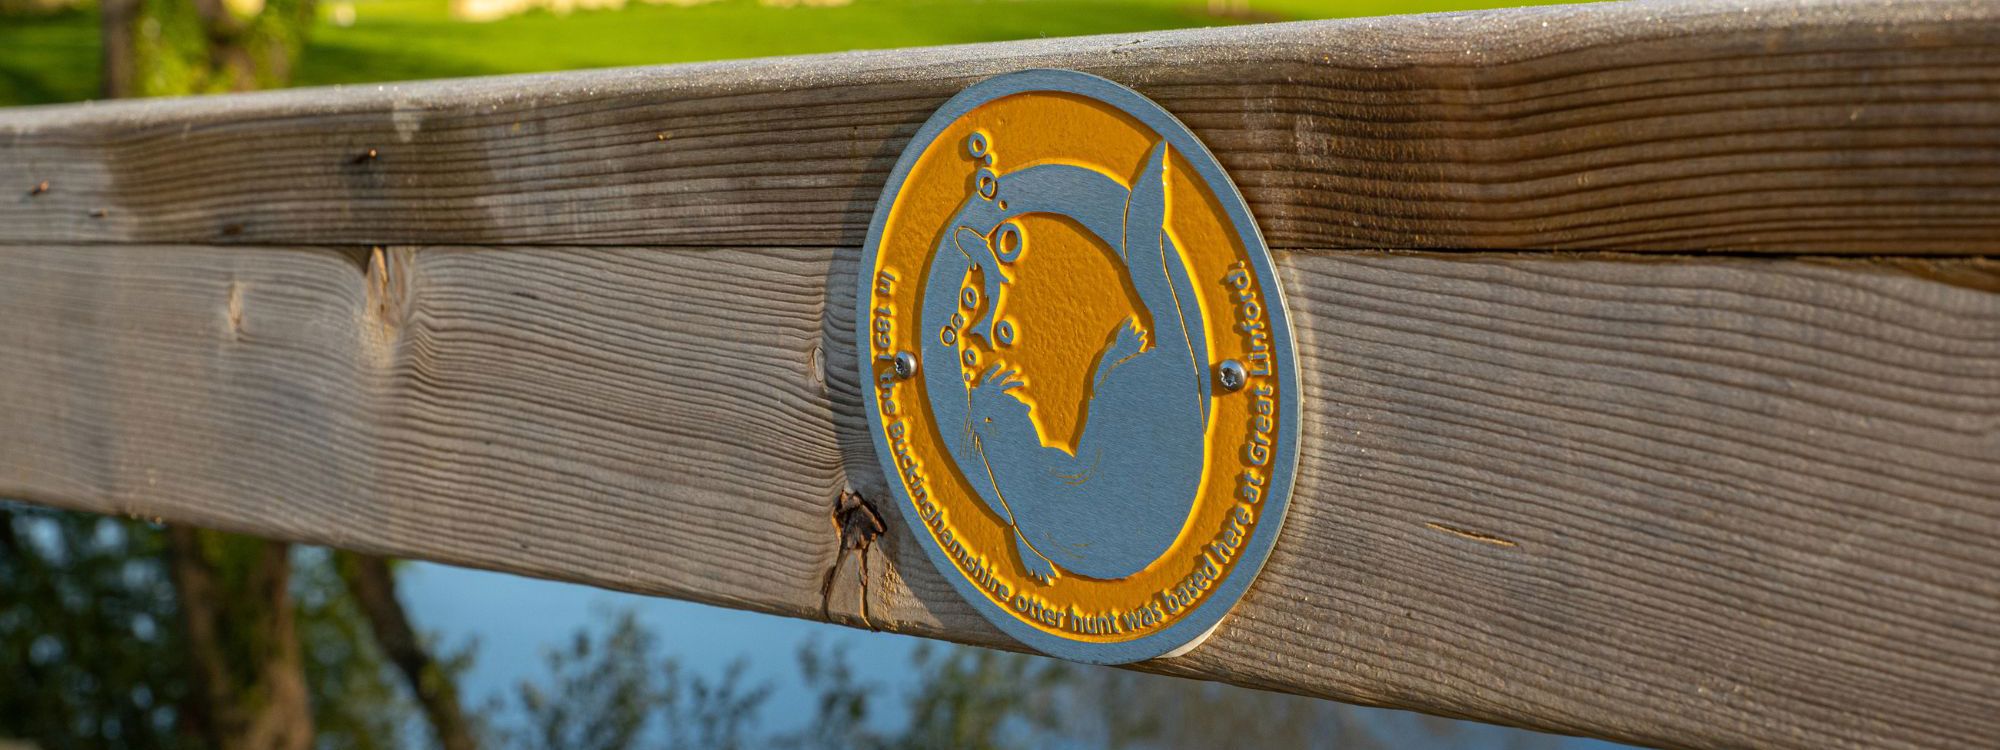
[822,488,886,631]
[1424,521,1520,549]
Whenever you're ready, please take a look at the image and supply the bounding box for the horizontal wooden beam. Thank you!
[2,241,1993,750]
[4,1,1996,747]
[3,0,2000,253]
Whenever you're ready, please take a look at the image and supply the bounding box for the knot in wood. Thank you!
[832,489,884,552]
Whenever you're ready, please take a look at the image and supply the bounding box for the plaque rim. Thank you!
[855,68,1302,665]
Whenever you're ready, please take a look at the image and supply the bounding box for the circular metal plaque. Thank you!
[856,69,1300,664]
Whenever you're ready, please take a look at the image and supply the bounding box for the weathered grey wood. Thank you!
[5,0,2000,253]
[2,242,1993,750]
[5,1,1997,745]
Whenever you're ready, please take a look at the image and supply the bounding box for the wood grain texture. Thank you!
[5,0,2000,253]
[2,242,1993,750]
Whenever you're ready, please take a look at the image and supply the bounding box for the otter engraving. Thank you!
[921,138,1210,584]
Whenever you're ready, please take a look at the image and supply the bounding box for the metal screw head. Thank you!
[893,351,920,379]
[1216,359,1248,391]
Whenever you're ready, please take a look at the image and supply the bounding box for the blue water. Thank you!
[400,562,1632,748]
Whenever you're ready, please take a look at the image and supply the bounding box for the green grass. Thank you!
[0,0,1573,107]
[297,0,1229,87]
[0,8,102,106]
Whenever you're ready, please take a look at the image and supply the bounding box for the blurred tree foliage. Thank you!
[0,0,80,13]
[328,552,479,750]
[0,505,444,749]
[0,509,192,748]
[500,608,1570,750]
[102,0,317,97]
[162,526,312,750]
[505,610,772,750]
[296,549,456,750]
[2,501,1569,750]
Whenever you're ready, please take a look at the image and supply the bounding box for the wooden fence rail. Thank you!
[2,2,1996,749]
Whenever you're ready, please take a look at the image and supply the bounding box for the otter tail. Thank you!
[1014,529,1060,585]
